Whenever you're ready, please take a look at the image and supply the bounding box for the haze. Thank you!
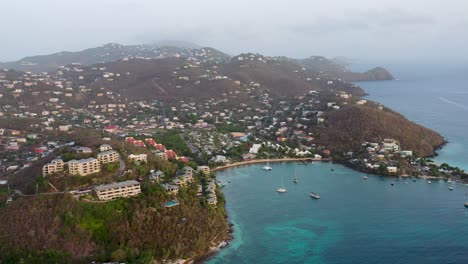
[1,0,467,63]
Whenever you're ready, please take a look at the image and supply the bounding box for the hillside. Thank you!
[297,56,394,82]
[317,105,445,157]
[54,52,366,103]
[0,43,230,73]
[0,190,229,263]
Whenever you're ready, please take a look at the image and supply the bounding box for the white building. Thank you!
[94,180,141,201]
[128,154,147,163]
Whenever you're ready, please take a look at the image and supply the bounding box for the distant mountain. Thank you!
[0,43,230,73]
[297,56,394,82]
[54,51,366,105]
[0,43,394,82]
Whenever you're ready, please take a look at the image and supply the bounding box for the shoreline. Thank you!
[212,157,331,172]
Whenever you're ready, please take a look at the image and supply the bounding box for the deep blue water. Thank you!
[359,63,468,170]
[207,64,468,264]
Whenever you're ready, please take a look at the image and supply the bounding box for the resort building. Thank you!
[68,158,100,176]
[155,152,168,160]
[182,166,194,176]
[128,154,147,163]
[42,159,65,176]
[94,180,141,201]
[97,150,119,164]
[197,165,210,175]
[205,179,217,206]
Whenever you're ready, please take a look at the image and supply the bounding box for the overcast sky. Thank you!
[1,0,467,62]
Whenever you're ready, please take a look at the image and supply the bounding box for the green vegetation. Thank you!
[216,122,247,133]
[0,183,229,263]
[156,131,193,156]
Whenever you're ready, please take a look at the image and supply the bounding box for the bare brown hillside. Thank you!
[317,105,444,157]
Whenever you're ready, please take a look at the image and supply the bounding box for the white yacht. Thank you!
[310,192,320,199]
[262,159,272,171]
[277,174,287,193]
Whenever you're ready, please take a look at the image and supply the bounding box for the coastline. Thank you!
[212,157,331,172]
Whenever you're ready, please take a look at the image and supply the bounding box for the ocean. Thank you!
[207,63,468,263]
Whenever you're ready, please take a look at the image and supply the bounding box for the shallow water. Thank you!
[208,162,468,264]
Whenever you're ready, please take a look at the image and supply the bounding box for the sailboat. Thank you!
[277,174,287,193]
[293,166,298,183]
[262,158,272,171]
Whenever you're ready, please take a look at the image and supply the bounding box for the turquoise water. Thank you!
[209,162,468,264]
[207,64,468,263]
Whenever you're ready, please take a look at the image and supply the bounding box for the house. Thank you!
[103,125,119,133]
[387,166,398,173]
[59,125,72,132]
[128,154,147,163]
[249,144,262,154]
[68,158,100,176]
[148,170,164,182]
[97,150,119,164]
[74,147,92,154]
[400,150,413,157]
[162,183,179,195]
[99,144,112,152]
[42,159,64,176]
[211,155,228,163]
[94,180,141,201]
[165,150,177,159]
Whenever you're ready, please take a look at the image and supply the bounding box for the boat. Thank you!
[404,182,408,184]
[428,181,432,184]
[293,167,298,183]
[449,187,454,191]
[447,179,452,183]
[277,188,287,193]
[310,192,320,199]
[363,176,368,180]
[465,202,468,208]
[277,174,287,193]
[262,157,272,171]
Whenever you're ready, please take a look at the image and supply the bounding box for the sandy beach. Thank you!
[212,157,330,172]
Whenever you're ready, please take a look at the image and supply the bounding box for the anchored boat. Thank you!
[310,192,320,199]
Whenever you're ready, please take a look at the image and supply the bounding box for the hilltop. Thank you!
[0,43,393,83]
[0,43,230,73]
[297,56,394,82]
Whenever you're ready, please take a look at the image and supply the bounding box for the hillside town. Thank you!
[0,46,466,207]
